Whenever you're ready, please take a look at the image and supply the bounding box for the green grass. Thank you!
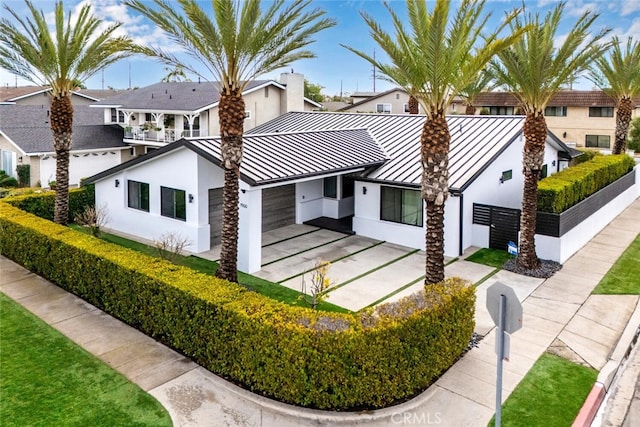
[0,293,172,427]
[71,225,349,313]
[592,235,640,294]
[466,248,514,269]
[488,353,597,427]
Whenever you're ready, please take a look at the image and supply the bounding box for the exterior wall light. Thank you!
[188,194,194,203]
[115,179,120,188]
[362,186,367,195]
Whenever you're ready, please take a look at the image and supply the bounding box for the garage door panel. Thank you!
[262,185,295,232]
[209,188,223,246]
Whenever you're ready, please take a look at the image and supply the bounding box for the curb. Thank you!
[571,301,640,427]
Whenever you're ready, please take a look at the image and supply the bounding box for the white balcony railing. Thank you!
[124,127,178,143]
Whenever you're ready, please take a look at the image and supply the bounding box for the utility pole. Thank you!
[372,49,376,92]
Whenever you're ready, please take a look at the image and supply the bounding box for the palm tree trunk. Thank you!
[421,112,449,285]
[465,104,475,115]
[50,95,73,225]
[517,112,546,270]
[613,97,632,154]
[216,90,245,283]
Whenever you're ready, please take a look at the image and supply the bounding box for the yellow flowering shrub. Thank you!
[0,199,475,410]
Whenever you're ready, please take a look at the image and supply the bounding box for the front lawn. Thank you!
[592,235,640,294]
[0,293,172,427]
[488,352,596,427]
[72,225,349,313]
[466,248,514,269]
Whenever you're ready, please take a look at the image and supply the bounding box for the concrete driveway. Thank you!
[250,224,495,311]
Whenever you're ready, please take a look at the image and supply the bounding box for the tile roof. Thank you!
[475,90,640,108]
[91,80,276,112]
[0,104,127,153]
[248,112,553,191]
[86,128,387,186]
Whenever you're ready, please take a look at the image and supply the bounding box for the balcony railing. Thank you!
[123,127,201,142]
[124,127,177,143]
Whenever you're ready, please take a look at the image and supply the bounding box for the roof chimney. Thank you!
[279,72,304,113]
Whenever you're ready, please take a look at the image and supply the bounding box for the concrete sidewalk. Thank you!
[1,198,639,426]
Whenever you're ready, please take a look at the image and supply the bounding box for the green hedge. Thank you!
[0,201,475,410]
[4,185,94,222]
[538,154,635,213]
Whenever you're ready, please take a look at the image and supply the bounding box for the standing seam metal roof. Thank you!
[192,128,387,185]
[248,112,528,190]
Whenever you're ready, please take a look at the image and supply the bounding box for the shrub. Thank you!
[153,232,190,262]
[74,204,109,237]
[16,164,30,187]
[4,185,94,222]
[538,154,635,213]
[0,170,18,188]
[0,200,475,410]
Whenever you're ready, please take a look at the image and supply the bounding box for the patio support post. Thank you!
[238,186,262,273]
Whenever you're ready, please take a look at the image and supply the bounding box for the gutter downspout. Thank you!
[458,192,464,257]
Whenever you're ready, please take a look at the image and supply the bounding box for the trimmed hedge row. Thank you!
[4,185,94,221]
[537,154,635,213]
[0,201,475,410]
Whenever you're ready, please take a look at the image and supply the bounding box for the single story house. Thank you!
[0,104,131,187]
[86,112,576,273]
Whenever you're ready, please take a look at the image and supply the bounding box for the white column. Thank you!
[238,186,262,273]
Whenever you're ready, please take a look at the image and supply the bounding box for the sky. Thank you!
[1,0,639,96]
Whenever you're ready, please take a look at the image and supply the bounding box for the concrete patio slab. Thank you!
[444,260,495,283]
[261,224,319,246]
[256,234,380,283]
[261,229,349,266]
[325,252,425,311]
[278,241,410,291]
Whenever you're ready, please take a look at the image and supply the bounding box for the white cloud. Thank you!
[610,17,640,40]
[621,1,640,16]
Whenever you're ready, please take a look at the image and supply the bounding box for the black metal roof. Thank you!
[85,128,387,186]
[248,112,570,191]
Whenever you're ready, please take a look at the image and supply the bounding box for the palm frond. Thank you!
[0,0,135,95]
[590,36,640,102]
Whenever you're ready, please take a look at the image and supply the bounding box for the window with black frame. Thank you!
[161,186,186,221]
[127,180,149,212]
[380,186,423,226]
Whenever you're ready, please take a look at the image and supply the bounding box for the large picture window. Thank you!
[161,186,186,221]
[127,180,149,212]
[544,106,567,116]
[380,186,423,227]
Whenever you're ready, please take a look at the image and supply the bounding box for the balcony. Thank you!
[123,127,201,143]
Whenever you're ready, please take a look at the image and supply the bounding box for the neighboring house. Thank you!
[90,73,321,155]
[474,91,640,149]
[0,104,130,186]
[0,85,121,106]
[340,88,464,115]
[86,112,576,274]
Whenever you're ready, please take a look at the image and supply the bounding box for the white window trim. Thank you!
[376,103,392,114]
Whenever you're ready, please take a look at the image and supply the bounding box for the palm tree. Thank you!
[590,36,640,154]
[126,0,335,283]
[460,70,496,115]
[0,1,134,225]
[162,65,191,82]
[490,3,609,269]
[344,0,523,285]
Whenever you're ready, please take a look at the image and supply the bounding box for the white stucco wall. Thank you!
[39,149,127,187]
[95,147,214,253]
[468,136,563,250]
[535,165,639,263]
[296,179,323,222]
[353,180,461,256]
